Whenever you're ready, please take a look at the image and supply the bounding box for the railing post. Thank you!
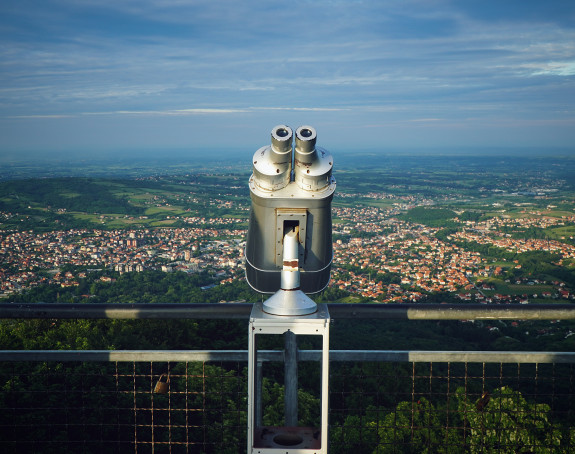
[284,330,298,426]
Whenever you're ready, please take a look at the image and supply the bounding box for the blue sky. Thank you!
[1,0,574,156]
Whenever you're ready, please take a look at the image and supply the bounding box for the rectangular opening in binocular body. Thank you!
[245,125,335,294]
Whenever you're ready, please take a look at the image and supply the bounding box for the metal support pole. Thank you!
[256,359,263,427]
[284,330,298,426]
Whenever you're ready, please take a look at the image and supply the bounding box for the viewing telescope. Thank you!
[245,125,335,313]
[245,125,334,450]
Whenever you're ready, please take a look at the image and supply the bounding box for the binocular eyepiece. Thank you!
[252,125,333,193]
[245,125,336,295]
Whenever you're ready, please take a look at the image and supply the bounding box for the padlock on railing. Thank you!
[154,373,170,394]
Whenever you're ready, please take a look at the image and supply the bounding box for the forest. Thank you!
[2,270,575,452]
[5,269,575,353]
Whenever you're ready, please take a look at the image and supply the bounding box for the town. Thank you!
[2,200,574,304]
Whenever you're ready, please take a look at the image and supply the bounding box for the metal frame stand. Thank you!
[248,302,330,453]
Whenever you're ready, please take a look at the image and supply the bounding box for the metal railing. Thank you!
[1,303,574,453]
[3,302,575,320]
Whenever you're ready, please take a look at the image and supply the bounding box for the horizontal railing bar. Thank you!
[2,349,575,364]
[329,350,575,364]
[1,302,575,320]
[0,350,255,362]
[0,303,253,319]
[330,303,575,320]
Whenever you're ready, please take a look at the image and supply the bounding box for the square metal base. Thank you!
[248,302,330,454]
[253,426,321,450]
[250,301,330,334]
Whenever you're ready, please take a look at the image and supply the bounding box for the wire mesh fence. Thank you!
[0,360,246,454]
[1,355,574,453]
[329,360,575,453]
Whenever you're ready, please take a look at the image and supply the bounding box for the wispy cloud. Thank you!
[6,114,75,119]
[5,106,347,119]
[1,0,574,150]
[252,107,350,112]
[529,61,575,77]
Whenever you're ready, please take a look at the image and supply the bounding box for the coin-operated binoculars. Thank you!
[245,124,335,314]
[246,125,334,453]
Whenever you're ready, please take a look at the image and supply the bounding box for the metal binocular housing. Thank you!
[245,125,336,294]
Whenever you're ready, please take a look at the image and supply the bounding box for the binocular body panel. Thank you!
[245,177,335,294]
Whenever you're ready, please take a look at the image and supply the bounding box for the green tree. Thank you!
[371,398,460,454]
[331,387,574,454]
[456,386,568,453]
[260,379,320,427]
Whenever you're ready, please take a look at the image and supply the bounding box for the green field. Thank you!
[1,154,574,233]
[0,175,252,230]
[547,225,575,240]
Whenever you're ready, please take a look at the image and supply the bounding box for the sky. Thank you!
[1,0,574,158]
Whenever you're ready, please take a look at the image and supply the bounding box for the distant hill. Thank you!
[0,178,144,215]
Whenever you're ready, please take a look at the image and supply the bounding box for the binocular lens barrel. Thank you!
[271,125,293,154]
[295,126,317,155]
